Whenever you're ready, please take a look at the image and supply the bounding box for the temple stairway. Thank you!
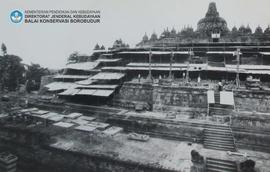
[208,106,234,116]
[209,92,234,115]
[205,91,236,151]
[204,124,236,152]
[208,91,235,116]
[214,92,220,104]
[206,157,238,172]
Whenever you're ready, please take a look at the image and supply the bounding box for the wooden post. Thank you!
[235,48,240,89]
[149,49,152,78]
[186,48,193,83]
[169,50,173,82]
[146,49,153,83]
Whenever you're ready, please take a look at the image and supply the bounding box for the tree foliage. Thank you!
[0,43,48,92]
[0,54,25,91]
[25,63,49,92]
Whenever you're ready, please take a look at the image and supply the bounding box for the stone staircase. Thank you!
[206,157,238,172]
[208,92,234,116]
[204,124,236,152]
[208,106,234,117]
[214,92,220,104]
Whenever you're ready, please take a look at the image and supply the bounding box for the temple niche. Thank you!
[197,2,229,36]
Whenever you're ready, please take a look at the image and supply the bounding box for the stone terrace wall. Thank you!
[152,86,208,117]
[107,117,204,142]
[234,90,270,113]
[113,83,208,116]
[231,112,270,130]
[112,83,153,110]
[113,82,270,116]
[231,111,270,152]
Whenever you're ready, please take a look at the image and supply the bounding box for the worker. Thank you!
[218,81,223,91]
[197,75,201,83]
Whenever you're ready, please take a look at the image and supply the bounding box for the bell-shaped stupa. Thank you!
[197,2,229,36]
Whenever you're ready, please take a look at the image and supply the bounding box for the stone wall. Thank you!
[107,117,204,142]
[231,111,270,152]
[113,83,208,117]
[153,86,208,113]
[231,111,270,130]
[113,82,270,118]
[233,131,270,153]
[112,83,153,110]
[234,90,270,113]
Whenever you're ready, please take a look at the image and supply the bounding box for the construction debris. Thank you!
[127,132,150,142]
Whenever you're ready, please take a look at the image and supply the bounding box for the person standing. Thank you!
[138,74,141,83]
[218,81,223,91]
[197,75,201,83]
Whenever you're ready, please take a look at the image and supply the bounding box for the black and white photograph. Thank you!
[1,0,270,171]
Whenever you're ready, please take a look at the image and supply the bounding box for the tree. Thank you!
[25,63,49,92]
[0,44,47,92]
[0,54,25,91]
[1,43,7,56]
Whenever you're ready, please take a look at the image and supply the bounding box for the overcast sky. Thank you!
[1,0,270,69]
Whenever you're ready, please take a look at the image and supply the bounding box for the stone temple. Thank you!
[1,2,270,172]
